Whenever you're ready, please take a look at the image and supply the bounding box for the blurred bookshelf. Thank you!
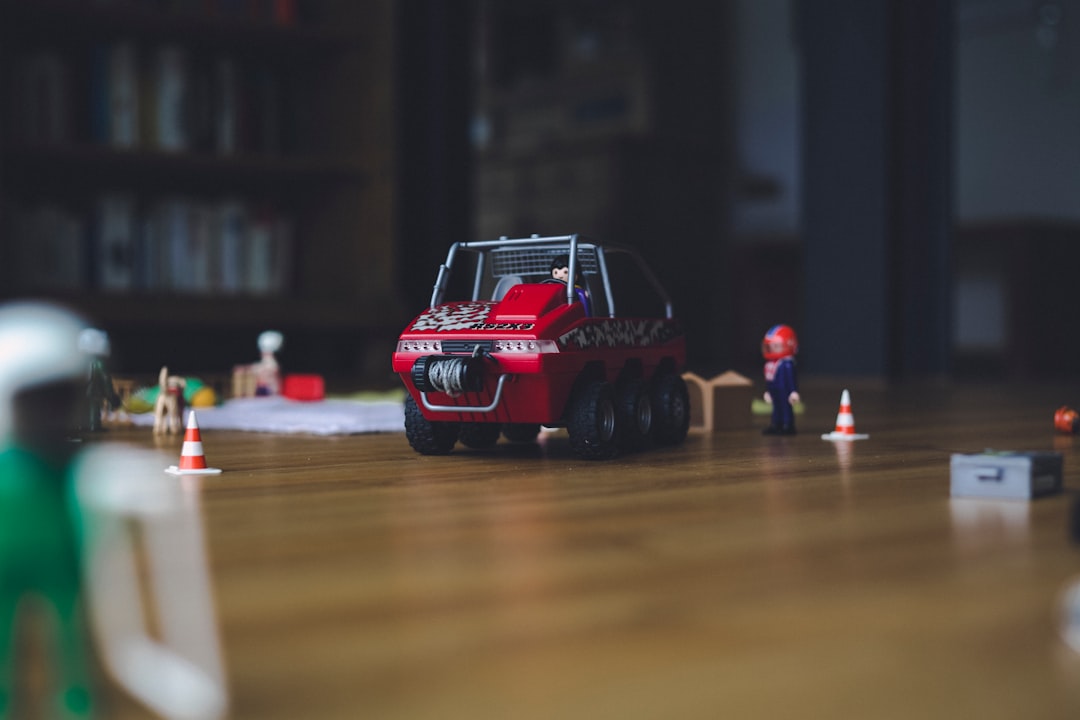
[0,0,401,383]
[471,0,735,370]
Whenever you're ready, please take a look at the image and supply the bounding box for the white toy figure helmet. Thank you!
[257,330,283,355]
[78,328,111,358]
[0,302,88,439]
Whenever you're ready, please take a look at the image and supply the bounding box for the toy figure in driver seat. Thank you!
[549,255,591,316]
[761,324,800,435]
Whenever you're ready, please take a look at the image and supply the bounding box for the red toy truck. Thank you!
[392,234,689,459]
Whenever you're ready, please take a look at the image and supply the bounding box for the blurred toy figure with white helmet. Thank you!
[232,330,284,398]
[761,324,800,436]
[78,328,121,433]
[254,330,283,395]
[0,302,95,717]
[0,301,228,720]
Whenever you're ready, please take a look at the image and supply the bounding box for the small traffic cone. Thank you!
[166,411,223,475]
[821,389,869,441]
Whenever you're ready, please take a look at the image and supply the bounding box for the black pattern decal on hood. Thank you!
[559,319,680,350]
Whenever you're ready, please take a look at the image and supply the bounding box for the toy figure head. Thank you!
[0,302,88,446]
[78,328,111,358]
[550,255,570,283]
[762,324,798,361]
[257,330,284,355]
[1056,406,1079,434]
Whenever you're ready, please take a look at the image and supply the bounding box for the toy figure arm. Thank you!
[76,445,227,720]
[575,287,591,316]
[787,361,800,406]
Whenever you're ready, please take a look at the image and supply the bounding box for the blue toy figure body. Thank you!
[761,324,800,435]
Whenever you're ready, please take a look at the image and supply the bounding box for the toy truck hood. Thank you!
[403,283,580,336]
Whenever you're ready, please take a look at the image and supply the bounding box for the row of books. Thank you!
[11,42,290,155]
[6,196,293,296]
[90,0,300,26]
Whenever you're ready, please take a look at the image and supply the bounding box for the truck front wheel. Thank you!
[404,394,459,455]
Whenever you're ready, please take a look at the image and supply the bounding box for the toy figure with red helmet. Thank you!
[761,324,800,435]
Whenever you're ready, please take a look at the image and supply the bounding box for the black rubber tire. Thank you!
[503,423,541,443]
[567,380,620,460]
[404,394,459,455]
[459,422,502,449]
[617,377,653,452]
[651,372,690,446]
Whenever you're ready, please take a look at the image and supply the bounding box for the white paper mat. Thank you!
[128,396,405,435]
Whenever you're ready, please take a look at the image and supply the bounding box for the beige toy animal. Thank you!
[152,366,186,435]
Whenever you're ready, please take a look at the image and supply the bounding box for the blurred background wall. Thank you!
[2,0,1078,387]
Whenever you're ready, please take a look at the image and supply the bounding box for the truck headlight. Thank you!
[491,340,559,353]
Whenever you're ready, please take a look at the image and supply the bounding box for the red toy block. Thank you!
[283,374,325,401]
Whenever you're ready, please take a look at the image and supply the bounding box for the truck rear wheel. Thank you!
[651,372,690,445]
[568,380,620,460]
[459,422,501,449]
[404,394,459,455]
[618,378,653,452]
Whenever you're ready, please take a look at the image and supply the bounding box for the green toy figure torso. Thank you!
[0,443,93,719]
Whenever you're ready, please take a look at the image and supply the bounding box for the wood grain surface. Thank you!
[18,383,1080,718]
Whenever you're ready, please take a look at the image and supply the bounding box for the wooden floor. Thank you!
[32,384,1080,717]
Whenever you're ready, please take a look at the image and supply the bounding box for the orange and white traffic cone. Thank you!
[166,411,223,475]
[821,389,869,441]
